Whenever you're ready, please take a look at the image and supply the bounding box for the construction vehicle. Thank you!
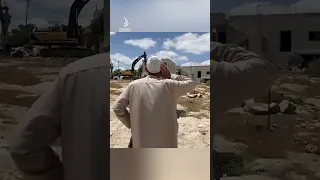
[30,0,93,57]
[120,52,147,77]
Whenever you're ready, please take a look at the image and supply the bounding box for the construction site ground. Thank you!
[110,80,210,148]
[217,71,320,180]
[0,56,320,180]
[0,56,73,179]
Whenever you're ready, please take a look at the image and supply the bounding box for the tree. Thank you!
[89,10,104,54]
[8,23,35,47]
[112,69,121,76]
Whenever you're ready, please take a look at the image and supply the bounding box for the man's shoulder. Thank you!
[128,77,147,86]
[60,53,109,77]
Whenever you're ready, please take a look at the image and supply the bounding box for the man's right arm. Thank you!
[167,76,198,98]
[211,43,279,116]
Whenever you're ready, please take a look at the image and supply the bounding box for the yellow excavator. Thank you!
[120,52,147,77]
[30,0,94,57]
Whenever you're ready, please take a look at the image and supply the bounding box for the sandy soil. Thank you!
[110,80,210,148]
[217,71,320,180]
[0,57,73,179]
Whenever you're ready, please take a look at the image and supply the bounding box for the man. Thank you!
[8,53,110,180]
[211,41,279,180]
[112,56,198,148]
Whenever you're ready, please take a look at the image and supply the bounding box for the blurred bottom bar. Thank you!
[110,148,210,180]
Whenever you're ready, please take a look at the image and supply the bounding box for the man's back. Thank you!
[127,76,179,148]
[9,53,110,180]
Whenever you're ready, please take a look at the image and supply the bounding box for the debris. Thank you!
[245,102,280,115]
[279,100,296,114]
[305,144,318,153]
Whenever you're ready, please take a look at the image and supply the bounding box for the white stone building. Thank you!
[211,2,320,66]
[179,63,210,81]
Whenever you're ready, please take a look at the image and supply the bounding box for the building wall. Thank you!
[228,13,320,66]
[180,66,210,81]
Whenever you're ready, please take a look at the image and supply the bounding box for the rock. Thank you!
[228,107,247,114]
[0,144,8,149]
[285,94,304,105]
[305,144,318,153]
[300,123,307,128]
[197,124,204,128]
[279,100,296,114]
[243,99,255,107]
[187,94,197,98]
[246,102,280,115]
[199,129,207,135]
[254,92,286,104]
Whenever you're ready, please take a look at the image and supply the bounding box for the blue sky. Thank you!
[110,32,210,70]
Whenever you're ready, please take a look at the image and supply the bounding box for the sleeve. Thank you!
[167,78,199,98]
[211,44,279,116]
[8,74,64,180]
[112,85,131,128]
[170,74,192,81]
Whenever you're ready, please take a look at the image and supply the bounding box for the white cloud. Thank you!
[110,53,142,70]
[110,0,209,32]
[124,38,157,50]
[163,33,210,55]
[110,53,133,66]
[181,60,210,67]
[110,32,116,35]
[200,60,210,65]
[153,50,189,62]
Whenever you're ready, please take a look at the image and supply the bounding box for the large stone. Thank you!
[279,100,296,114]
[254,92,286,104]
[245,102,280,115]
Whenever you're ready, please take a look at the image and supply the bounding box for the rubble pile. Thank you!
[10,46,42,58]
[240,92,316,115]
[185,90,209,98]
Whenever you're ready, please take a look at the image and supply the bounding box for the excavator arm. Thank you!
[131,52,147,73]
[67,0,90,38]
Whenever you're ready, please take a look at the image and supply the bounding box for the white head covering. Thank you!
[146,56,162,73]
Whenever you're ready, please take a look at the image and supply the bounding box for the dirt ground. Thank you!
[0,57,74,179]
[1,55,320,179]
[110,80,210,148]
[218,71,320,180]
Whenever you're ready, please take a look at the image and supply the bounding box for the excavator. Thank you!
[30,0,94,57]
[121,52,147,77]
